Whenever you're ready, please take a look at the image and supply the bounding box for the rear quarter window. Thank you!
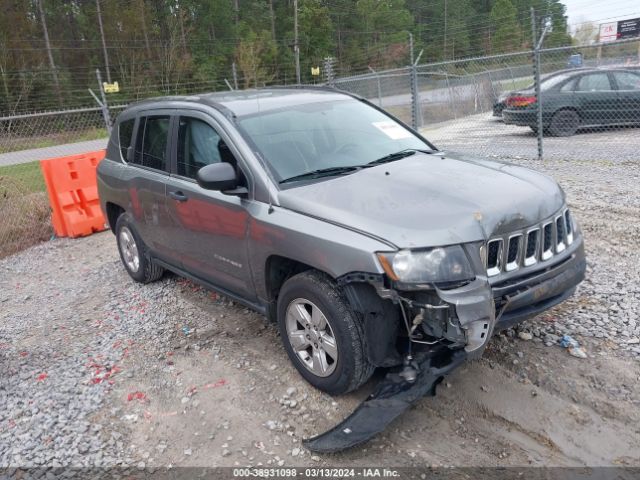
[118,119,135,161]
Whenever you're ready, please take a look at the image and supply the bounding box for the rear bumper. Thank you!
[493,240,586,330]
[503,109,539,126]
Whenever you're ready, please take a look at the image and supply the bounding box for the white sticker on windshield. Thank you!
[372,121,412,140]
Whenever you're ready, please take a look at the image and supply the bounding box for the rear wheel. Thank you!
[115,213,164,283]
[549,109,580,137]
[277,271,374,395]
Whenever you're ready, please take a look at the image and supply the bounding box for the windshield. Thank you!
[236,99,433,182]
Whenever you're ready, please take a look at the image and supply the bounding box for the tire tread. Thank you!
[278,270,375,395]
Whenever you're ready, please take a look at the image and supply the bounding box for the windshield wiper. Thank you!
[367,148,437,166]
[279,166,362,184]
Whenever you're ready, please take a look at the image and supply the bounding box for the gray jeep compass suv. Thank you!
[98,88,586,397]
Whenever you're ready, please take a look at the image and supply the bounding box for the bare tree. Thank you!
[36,0,62,105]
[96,0,112,83]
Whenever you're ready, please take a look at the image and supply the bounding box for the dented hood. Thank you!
[277,153,565,248]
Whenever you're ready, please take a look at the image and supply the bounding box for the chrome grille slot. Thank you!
[505,235,522,271]
[524,229,539,266]
[564,209,573,245]
[556,215,566,253]
[486,239,503,276]
[542,223,553,260]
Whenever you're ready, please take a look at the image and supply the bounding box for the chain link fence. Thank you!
[334,38,640,165]
[0,105,127,258]
[1,38,640,257]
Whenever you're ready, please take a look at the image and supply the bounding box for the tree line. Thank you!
[0,0,572,114]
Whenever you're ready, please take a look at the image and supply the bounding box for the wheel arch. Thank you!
[105,202,125,234]
[554,106,581,117]
[264,255,331,322]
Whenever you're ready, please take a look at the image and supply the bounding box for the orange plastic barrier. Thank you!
[40,150,107,238]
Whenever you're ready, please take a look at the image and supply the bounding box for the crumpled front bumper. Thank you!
[493,239,586,330]
[434,238,586,356]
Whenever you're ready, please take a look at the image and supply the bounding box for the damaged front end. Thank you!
[304,209,585,452]
[303,245,495,453]
[374,243,496,358]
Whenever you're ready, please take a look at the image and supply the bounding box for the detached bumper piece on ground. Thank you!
[303,349,467,453]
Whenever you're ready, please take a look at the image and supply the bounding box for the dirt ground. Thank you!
[2,150,640,472]
[2,228,639,470]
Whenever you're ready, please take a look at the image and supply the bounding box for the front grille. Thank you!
[486,207,574,277]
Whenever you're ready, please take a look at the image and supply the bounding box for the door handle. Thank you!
[169,190,188,202]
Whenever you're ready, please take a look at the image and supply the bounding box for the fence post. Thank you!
[410,65,422,130]
[530,8,543,161]
[324,57,336,86]
[232,62,239,90]
[96,69,112,134]
[444,71,457,120]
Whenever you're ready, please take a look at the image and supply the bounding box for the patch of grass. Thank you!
[0,127,108,154]
[0,161,51,257]
[0,161,46,195]
[0,181,52,259]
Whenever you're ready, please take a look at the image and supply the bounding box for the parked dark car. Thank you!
[492,68,595,117]
[502,68,640,136]
[97,88,585,399]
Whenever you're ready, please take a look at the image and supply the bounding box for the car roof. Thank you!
[126,87,356,118]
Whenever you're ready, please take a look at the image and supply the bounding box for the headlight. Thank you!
[377,246,474,284]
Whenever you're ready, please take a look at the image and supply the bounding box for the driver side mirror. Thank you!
[197,163,245,194]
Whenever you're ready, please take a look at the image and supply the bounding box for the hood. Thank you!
[277,153,564,249]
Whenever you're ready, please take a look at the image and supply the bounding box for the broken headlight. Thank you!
[377,246,474,284]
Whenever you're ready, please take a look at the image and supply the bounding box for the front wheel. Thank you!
[276,271,374,395]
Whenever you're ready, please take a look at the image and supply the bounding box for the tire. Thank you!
[548,109,580,137]
[276,270,375,395]
[115,213,164,284]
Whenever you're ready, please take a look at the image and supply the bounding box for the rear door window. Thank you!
[576,73,612,92]
[134,116,170,171]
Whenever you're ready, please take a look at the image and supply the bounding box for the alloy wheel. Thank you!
[285,298,338,377]
[119,226,140,273]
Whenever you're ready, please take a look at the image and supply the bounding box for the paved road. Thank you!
[0,138,108,167]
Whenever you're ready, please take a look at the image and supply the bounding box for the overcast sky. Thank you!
[563,0,640,30]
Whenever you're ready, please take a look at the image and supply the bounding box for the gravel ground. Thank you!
[1,152,640,473]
